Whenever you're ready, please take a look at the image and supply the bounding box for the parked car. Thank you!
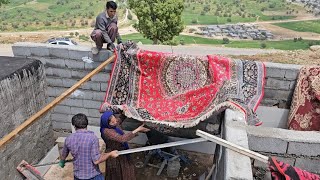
[46,37,78,45]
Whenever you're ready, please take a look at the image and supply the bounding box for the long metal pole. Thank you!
[118,138,207,155]
[196,130,269,164]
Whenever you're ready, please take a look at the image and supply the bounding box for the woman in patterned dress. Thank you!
[100,111,150,180]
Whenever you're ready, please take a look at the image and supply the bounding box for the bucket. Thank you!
[167,160,181,178]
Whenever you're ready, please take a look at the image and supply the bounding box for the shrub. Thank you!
[69,32,74,37]
[222,38,229,44]
[191,19,198,24]
[75,32,79,36]
[227,18,231,22]
[260,42,267,49]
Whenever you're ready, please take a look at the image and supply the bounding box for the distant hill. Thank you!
[0,0,311,32]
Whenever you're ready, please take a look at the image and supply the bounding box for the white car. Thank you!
[46,38,78,45]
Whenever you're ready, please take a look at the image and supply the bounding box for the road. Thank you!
[0,43,280,57]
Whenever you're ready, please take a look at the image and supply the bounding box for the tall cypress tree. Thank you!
[128,0,184,44]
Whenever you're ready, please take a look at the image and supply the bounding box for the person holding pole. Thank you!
[60,113,119,180]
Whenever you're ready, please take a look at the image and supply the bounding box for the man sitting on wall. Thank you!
[91,1,123,54]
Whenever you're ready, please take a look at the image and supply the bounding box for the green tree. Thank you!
[128,0,184,44]
[0,0,9,6]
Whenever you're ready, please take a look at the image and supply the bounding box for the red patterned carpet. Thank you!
[288,66,320,131]
[102,42,265,128]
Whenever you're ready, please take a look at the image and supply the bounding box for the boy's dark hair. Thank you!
[72,113,88,129]
[106,1,117,9]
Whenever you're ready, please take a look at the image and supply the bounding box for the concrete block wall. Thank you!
[262,62,301,108]
[247,126,320,174]
[0,57,54,179]
[13,42,114,131]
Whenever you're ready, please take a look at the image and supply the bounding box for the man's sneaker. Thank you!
[91,47,99,55]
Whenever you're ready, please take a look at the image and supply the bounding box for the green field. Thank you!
[182,0,300,25]
[0,0,127,31]
[0,0,303,31]
[122,33,320,50]
[273,20,320,34]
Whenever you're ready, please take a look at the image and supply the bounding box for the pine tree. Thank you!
[128,0,184,44]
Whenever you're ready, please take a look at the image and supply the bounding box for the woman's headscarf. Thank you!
[100,111,129,150]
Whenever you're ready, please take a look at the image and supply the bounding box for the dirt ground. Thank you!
[229,46,320,65]
[44,144,213,180]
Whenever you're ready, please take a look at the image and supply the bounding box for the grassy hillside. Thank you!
[122,33,320,50]
[182,0,301,25]
[0,0,127,31]
[0,0,304,31]
[273,20,320,34]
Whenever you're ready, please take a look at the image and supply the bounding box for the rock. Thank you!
[309,45,320,52]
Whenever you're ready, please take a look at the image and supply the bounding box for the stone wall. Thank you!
[12,42,302,133]
[261,62,301,108]
[0,56,54,179]
[248,126,320,175]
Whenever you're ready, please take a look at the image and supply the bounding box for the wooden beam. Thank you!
[118,138,207,155]
[196,130,269,164]
[0,55,115,148]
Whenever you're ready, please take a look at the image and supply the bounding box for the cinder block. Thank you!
[12,45,31,56]
[46,77,63,87]
[105,63,114,71]
[71,107,89,115]
[265,78,291,90]
[275,156,295,166]
[62,78,78,88]
[248,135,288,154]
[284,69,299,80]
[88,109,101,118]
[289,81,297,90]
[100,82,109,91]
[69,49,90,60]
[92,92,106,101]
[61,98,83,108]
[84,62,101,71]
[52,121,71,130]
[287,142,320,156]
[294,158,320,174]
[51,68,72,78]
[45,59,66,68]
[47,87,56,97]
[49,46,69,59]
[92,50,114,62]
[30,46,50,57]
[53,105,71,114]
[55,87,69,97]
[83,100,103,109]
[51,113,70,122]
[81,81,101,91]
[266,67,286,78]
[45,67,54,76]
[91,73,110,82]
[264,88,292,100]
[88,117,101,126]
[65,59,85,69]
[71,70,87,79]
